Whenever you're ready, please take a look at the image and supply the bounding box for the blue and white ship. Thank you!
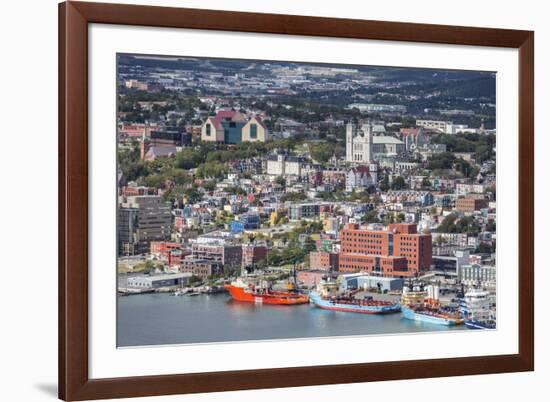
[309,291,401,314]
[401,305,463,326]
[309,280,400,315]
[401,284,464,326]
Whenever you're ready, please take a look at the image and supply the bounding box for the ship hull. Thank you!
[310,292,401,314]
[402,306,463,326]
[224,284,309,305]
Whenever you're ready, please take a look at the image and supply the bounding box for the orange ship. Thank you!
[224,278,309,305]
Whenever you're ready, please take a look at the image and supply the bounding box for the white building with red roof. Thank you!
[345,164,378,192]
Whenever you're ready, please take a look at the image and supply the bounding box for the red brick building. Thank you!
[167,250,184,267]
[309,170,323,186]
[309,251,339,271]
[241,244,268,268]
[339,223,432,277]
[150,241,183,256]
[456,197,489,212]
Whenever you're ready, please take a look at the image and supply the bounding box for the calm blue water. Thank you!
[117,293,467,347]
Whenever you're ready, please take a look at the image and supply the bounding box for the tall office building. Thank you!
[119,195,172,254]
[118,208,138,256]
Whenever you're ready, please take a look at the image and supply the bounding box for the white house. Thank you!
[266,155,303,176]
[345,165,377,192]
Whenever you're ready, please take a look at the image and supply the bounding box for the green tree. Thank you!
[168,169,192,185]
[427,152,456,170]
[226,186,247,196]
[362,209,380,223]
[140,174,165,188]
[309,142,334,164]
[476,241,496,254]
[189,275,203,285]
[421,176,432,189]
[379,175,390,191]
[434,214,459,233]
[391,176,407,190]
[281,192,307,202]
[202,180,216,192]
[196,162,228,179]
[304,236,317,253]
[274,176,286,187]
[183,187,203,204]
[454,159,478,179]
[434,214,481,233]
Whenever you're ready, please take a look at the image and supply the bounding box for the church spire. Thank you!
[346,121,356,162]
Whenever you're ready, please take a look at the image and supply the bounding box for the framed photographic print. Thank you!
[59,1,534,400]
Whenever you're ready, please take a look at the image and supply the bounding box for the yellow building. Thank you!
[200,111,269,143]
[270,211,278,225]
[323,217,339,233]
[241,116,269,142]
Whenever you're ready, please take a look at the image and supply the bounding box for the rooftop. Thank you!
[141,273,193,281]
[373,136,404,145]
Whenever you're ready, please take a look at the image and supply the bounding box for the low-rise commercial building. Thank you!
[432,249,470,276]
[191,242,242,269]
[181,258,223,278]
[339,274,404,292]
[126,273,192,289]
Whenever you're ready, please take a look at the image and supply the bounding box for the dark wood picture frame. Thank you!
[59,1,534,400]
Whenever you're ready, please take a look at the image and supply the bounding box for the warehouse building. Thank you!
[339,273,404,292]
[126,273,192,290]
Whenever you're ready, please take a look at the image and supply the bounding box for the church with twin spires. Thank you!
[346,121,374,164]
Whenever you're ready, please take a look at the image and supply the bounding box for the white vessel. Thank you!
[461,288,496,329]
[172,288,188,296]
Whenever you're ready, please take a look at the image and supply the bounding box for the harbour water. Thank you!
[117,292,467,347]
